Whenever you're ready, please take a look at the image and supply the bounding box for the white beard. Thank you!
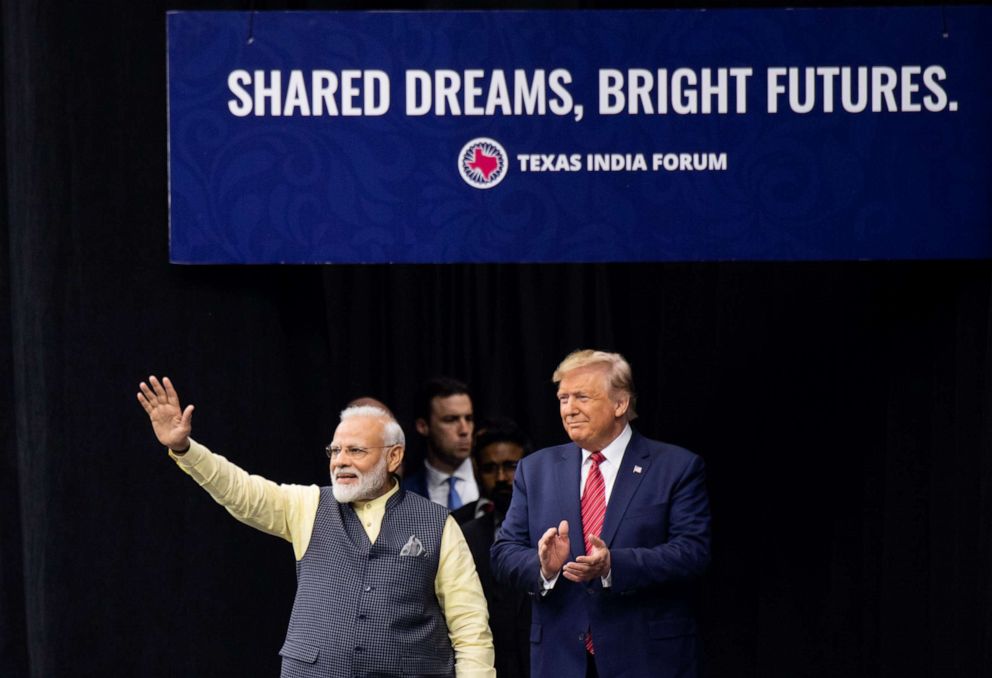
[331,454,390,503]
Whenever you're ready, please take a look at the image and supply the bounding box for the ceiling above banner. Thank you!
[167,7,991,263]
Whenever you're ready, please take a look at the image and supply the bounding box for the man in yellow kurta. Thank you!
[137,376,495,678]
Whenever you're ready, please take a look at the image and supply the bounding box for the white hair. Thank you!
[339,405,405,447]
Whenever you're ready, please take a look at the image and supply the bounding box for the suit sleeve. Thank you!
[490,456,544,594]
[608,454,711,592]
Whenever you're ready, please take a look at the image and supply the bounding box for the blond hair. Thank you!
[552,349,638,421]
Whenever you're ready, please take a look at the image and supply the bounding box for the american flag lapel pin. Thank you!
[633,465,643,474]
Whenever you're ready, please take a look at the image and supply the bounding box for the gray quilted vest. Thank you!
[278,486,454,678]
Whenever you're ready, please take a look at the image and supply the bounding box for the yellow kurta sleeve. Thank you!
[170,439,320,560]
[435,517,496,678]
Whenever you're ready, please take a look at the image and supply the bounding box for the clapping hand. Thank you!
[563,533,611,582]
[538,520,571,580]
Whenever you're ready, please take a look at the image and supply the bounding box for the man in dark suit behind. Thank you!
[460,418,533,677]
[491,350,711,678]
[402,377,479,510]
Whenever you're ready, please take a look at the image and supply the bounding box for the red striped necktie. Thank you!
[581,451,607,654]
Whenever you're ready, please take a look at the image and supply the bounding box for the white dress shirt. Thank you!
[424,457,480,507]
[579,423,632,504]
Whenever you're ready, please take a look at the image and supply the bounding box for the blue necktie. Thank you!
[447,477,463,510]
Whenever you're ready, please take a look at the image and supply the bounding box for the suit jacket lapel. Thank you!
[600,431,651,547]
[556,444,585,560]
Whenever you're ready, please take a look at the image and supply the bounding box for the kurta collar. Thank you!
[352,476,400,511]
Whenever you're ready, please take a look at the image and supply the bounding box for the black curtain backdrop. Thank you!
[3,1,990,677]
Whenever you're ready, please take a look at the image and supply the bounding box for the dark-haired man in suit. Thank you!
[403,377,478,511]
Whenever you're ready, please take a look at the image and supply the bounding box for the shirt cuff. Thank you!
[540,569,560,595]
[601,569,612,588]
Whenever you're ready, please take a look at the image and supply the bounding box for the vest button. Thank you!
[358,614,367,620]
[364,585,373,592]
[355,647,364,653]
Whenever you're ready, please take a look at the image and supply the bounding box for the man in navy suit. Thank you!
[491,350,711,678]
[402,377,479,510]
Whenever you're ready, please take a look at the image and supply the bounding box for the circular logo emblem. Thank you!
[458,138,508,189]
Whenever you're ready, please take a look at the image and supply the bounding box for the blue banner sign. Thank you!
[167,8,991,263]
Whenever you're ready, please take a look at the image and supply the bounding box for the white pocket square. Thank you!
[399,535,426,557]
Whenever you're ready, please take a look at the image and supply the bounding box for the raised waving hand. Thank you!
[137,376,194,452]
